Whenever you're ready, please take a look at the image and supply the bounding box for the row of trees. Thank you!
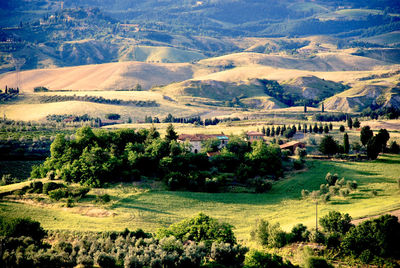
[144,114,240,126]
[38,95,159,107]
[31,125,286,191]
[319,126,396,159]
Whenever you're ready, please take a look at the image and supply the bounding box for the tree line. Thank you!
[38,95,159,107]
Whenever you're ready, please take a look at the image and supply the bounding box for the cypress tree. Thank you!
[343,133,350,154]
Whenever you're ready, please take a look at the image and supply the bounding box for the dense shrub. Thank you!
[250,219,288,248]
[42,182,65,194]
[289,223,310,243]
[210,242,248,267]
[304,257,333,268]
[244,250,297,268]
[320,211,354,235]
[341,214,400,260]
[156,213,236,247]
[0,216,46,241]
[48,188,69,200]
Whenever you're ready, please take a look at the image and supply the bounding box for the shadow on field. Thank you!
[112,199,173,215]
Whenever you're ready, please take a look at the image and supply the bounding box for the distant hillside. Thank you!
[0,61,194,91]
[281,75,348,100]
[118,46,205,63]
[324,82,400,112]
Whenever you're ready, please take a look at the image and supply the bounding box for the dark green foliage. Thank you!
[352,118,360,128]
[251,220,288,248]
[376,128,390,152]
[343,133,350,154]
[156,213,236,247]
[360,126,373,146]
[341,215,400,260]
[367,136,381,160]
[97,194,111,203]
[289,224,310,243]
[253,178,272,193]
[95,253,116,268]
[389,141,400,154]
[165,123,178,142]
[325,173,339,186]
[320,211,354,235]
[42,182,65,194]
[0,216,46,241]
[48,188,69,201]
[304,257,333,268]
[210,242,248,267]
[339,125,345,132]
[29,181,43,193]
[33,86,49,92]
[308,230,326,244]
[319,136,338,156]
[105,113,120,120]
[244,250,297,268]
[347,116,353,129]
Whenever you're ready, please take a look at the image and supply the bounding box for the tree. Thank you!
[165,124,178,142]
[376,128,390,152]
[325,172,339,186]
[389,141,400,154]
[341,215,400,260]
[266,127,270,136]
[304,101,307,113]
[201,138,220,153]
[320,211,353,235]
[329,122,333,130]
[321,102,324,113]
[323,124,329,133]
[105,113,120,120]
[156,213,236,246]
[360,126,373,146]
[339,125,345,132]
[347,116,353,129]
[367,136,381,160]
[353,118,360,128]
[343,133,349,154]
[319,136,338,156]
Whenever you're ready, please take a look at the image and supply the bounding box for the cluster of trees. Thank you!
[38,95,159,107]
[33,86,49,92]
[361,107,400,120]
[0,86,19,102]
[31,125,286,191]
[46,114,100,123]
[144,114,241,126]
[0,213,298,268]
[313,113,348,122]
[318,127,396,159]
[258,79,305,107]
[301,172,358,202]
[260,124,299,139]
[250,211,400,266]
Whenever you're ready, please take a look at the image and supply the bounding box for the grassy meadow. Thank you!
[1,154,399,243]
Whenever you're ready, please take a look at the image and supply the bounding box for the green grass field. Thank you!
[0,154,399,243]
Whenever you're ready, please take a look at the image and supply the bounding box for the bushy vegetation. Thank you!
[38,95,159,107]
[31,126,285,191]
[301,172,357,201]
[0,213,270,268]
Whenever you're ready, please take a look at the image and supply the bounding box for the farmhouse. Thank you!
[177,133,229,154]
[246,131,265,142]
[279,141,305,153]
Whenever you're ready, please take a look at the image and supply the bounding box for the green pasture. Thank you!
[0,155,399,243]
